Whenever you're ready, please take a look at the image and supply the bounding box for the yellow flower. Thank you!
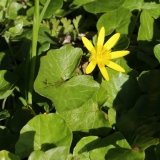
[82,27,130,81]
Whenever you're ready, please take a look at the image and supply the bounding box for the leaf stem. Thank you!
[27,0,39,106]
[2,97,7,110]
[4,35,17,67]
[39,0,51,24]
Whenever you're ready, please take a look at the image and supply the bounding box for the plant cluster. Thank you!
[1,0,160,159]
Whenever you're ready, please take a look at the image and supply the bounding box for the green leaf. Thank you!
[83,0,125,13]
[44,147,68,160]
[132,136,159,151]
[35,45,99,112]
[0,0,8,21]
[7,1,23,20]
[9,109,34,134]
[122,0,144,11]
[154,44,160,63]
[90,132,131,160]
[42,0,63,18]
[15,114,72,159]
[72,0,91,6]
[28,150,46,160]
[133,93,160,116]
[0,126,17,152]
[73,132,131,160]
[108,108,116,126]
[61,18,74,34]
[0,70,19,99]
[73,136,100,160]
[0,150,20,160]
[0,52,14,70]
[113,34,130,50]
[137,51,159,68]
[138,10,153,41]
[105,148,145,160]
[138,70,160,94]
[35,44,82,83]
[59,99,111,136]
[102,68,141,112]
[137,10,160,54]
[28,147,68,160]
[142,3,160,19]
[0,110,10,121]
[97,7,132,35]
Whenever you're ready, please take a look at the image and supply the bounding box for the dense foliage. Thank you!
[1,0,160,159]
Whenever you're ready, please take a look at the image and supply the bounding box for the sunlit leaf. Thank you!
[97,7,132,35]
[15,114,72,159]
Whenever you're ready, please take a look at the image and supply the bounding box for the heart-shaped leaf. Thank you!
[15,114,72,159]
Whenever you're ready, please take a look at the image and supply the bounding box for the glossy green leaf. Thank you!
[59,98,111,136]
[73,136,100,160]
[142,3,160,19]
[84,0,125,13]
[97,7,132,35]
[73,132,131,160]
[0,70,19,99]
[154,44,160,63]
[34,45,99,112]
[122,0,144,11]
[123,0,160,19]
[0,150,20,160]
[28,147,68,160]
[28,150,46,160]
[138,70,160,94]
[137,10,160,54]
[72,0,91,5]
[91,132,131,160]
[15,114,72,159]
[35,44,82,83]
[44,147,68,160]
[108,108,116,126]
[102,68,141,112]
[42,0,63,18]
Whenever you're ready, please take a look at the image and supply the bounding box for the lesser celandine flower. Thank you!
[82,27,130,81]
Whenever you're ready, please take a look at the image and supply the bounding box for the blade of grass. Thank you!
[27,0,39,108]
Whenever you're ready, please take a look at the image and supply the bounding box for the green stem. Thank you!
[27,0,39,106]
[4,35,17,66]
[39,0,51,24]
[2,97,7,110]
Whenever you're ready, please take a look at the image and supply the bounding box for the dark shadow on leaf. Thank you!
[15,131,35,159]
[41,143,56,152]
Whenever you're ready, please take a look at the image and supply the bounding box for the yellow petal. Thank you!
[97,27,105,53]
[98,63,109,81]
[109,51,130,59]
[105,61,125,72]
[103,33,120,51]
[86,61,96,74]
[82,37,96,55]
